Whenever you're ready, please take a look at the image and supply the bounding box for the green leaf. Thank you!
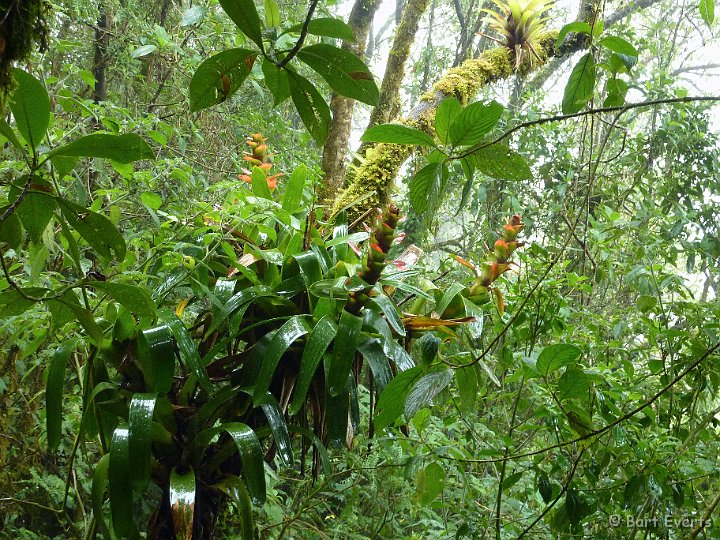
[109,426,138,539]
[325,375,350,447]
[296,44,378,106]
[435,97,462,145]
[50,293,105,346]
[368,293,405,337]
[0,207,23,249]
[448,100,503,146]
[48,133,153,163]
[181,5,205,26]
[261,58,290,106]
[128,394,157,491]
[288,425,331,477]
[169,467,196,540]
[404,369,453,420]
[131,44,157,58]
[361,123,435,146]
[415,462,445,505]
[562,53,596,114]
[603,77,628,107]
[51,155,79,178]
[289,315,337,414]
[253,316,311,404]
[91,454,111,538]
[9,68,50,150]
[700,0,715,27]
[409,162,441,214]
[189,48,257,112]
[46,341,75,451]
[57,198,126,261]
[556,22,593,48]
[0,117,22,150]
[89,281,156,318]
[455,364,479,414]
[260,397,293,466]
[536,344,582,376]
[250,166,272,199]
[221,423,266,505]
[326,310,364,396]
[357,338,392,395]
[138,326,176,393]
[558,366,590,401]
[287,71,331,144]
[467,143,532,181]
[218,0,264,49]
[285,17,355,41]
[599,36,639,57]
[8,182,56,244]
[162,311,212,392]
[140,191,162,210]
[263,0,281,26]
[375,366,424,430]
[214,476,254,539]
[282,165,307,213]
[538,472,553,503]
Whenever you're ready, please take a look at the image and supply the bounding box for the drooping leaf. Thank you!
[467,143,532,181]
[435,97,462,145]
[189,48,257,112]
[9,68,50,150]
[368,293,405,337]
[170,466,196,540]
[700,0,715,27]
[91,453,111,538]
[0,207,23,249]
[558,366,590,401]
[89,281,156,318]
[326,310,364,396]
[109,426,138,539]
[128,393,157,491]
[260,397,293,466]
[296,43,378,106]
[455,364,479,414]
[289,315,337,414]
[162,311,212,392]
[536,344,582,376]
[9,186,56,244]
[48,133,154,163]
[325,375,350,447]
[375,366,425,430]
[218,0,264,49]
[409,162,441,214]
[221,423,267,504]
[599,36,639,58]
[404,369,453,421]
[562,53,596,114]
[555,21,592,48]
[214,476,254,539]
[261,58,290,106]
[263,0,281,26]
[361,123,435,146]
[137,326,175,393]
[181,5,205,26]
[287,71,331,144]
[357,338,392,395]
[288,425,331,477]
[448,100,504,146]
[46,341,76,451]
[57,198,126,261]
[415,461,446,505]
[0,117,22,150]
[285,17,355,41]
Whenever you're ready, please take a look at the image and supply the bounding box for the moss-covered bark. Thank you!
[331,32,558,218]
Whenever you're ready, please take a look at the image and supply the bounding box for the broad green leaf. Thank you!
[294,250,324,290]
[361,123,435,146]
[58,198,126,261]
[435,97,462,145]
[562,53,596,114]
[700,0,715,27]
[603,78,628,107]
[46,341,76,451]
[289,315,337,414]
[404,369,453,420]
[250,166,272,199]
[51,155,79,178]
[91,454,111,538]
[131,44,157,58]
[409,162,441,214]
[141,191,162,210]
[264,0,281,26]
[455,364,479,414]
[287,71,331,144]
[109,426,138,539]
[169,466,196,540]
[282,165,307,213]
[285,17,355,41]
[128,394,157,491]
[415,461,445,505]
[89,281,156,318]
[48,133,154,163]
[555,21,592,48]
[162,311,212,392]
[536,344,582,376]
[467,143,532,181]
[261,58,290,106]
[218,0,264,49]
[181,5,205,26]
[189,48,257,112]
[9,184,56,244]
[214,476,254,539]
[260,397,293,466]
[50,293,105,346]
[0,117,22,150]
[326,310,364,396]
[296,44,378,106]
[9,68,50,150]
[448,100,503,146]
[599,36,639,57]
[357,338,391,394]
[0,207,22,249]
[558,366,591,401]
[375,366,424,430]
[253,316,311,404]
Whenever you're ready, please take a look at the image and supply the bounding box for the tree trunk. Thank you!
[92,9,109,103]
[319,0,382,205]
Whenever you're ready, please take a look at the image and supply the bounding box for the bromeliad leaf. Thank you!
[189,48,257,112]
[170,466,196,540]
[138,326,176,393]
[448,100,504,146]
[289,315,337,414]
[326,310,364,396]
[214,476,254,539]
[361,123,435,146]
[47,133,154,163]
[128,394,157,491]
[562,52,596,114]
[296,43,378,106]
[109,426,138,539]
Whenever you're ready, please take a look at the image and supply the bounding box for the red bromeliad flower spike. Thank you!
[236,132,283,191]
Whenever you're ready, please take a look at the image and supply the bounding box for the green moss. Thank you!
[0,0,49,107]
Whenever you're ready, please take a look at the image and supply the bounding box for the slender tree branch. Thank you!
[277,0,320,68]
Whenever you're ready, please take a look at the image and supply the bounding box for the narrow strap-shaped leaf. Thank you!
[78,381,116,441]
[326,310,363,396]
[288,425,331,478]
[294,251,324,291]
[214,476,254,539]
[357,338,391,395]
[325,375,350,448]
[252,315,310,405]
[46,340,76,451]
[289,315,337,415]
[211,278,236,330]
[170,466,196,540]
[128,393,158,491]
[349,373,360,431]
[91,453,111,539]
[260,396,294,467]
[368,293,405,337]
[138,325,176,393]
[281,164,307,213]
[161,310,212,392]
[109,425,138,539]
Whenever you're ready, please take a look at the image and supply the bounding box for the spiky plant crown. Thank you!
[482,0,554,70]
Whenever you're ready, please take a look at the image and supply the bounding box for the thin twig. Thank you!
[276,0,320,68]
